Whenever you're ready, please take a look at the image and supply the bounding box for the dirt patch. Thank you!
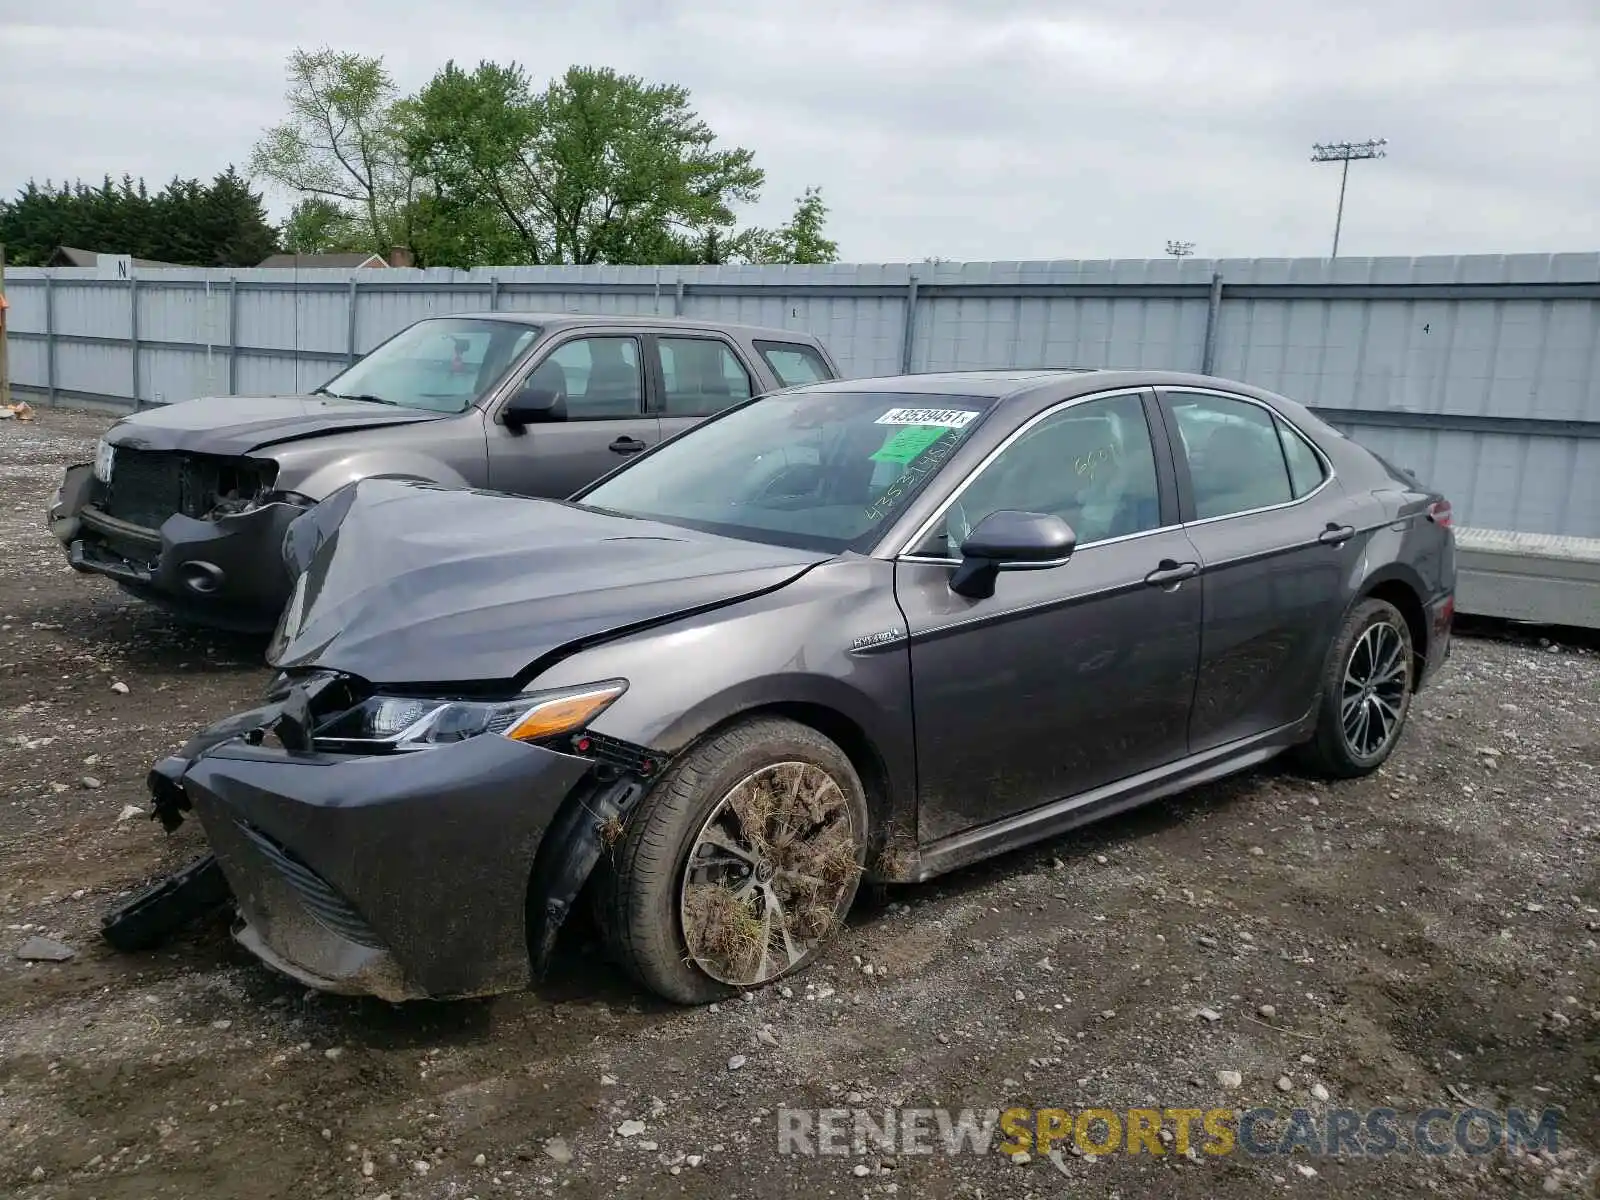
[0,407,1597,1199]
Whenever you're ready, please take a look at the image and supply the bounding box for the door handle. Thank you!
[1144,559,1200,587]
[1318,523,1356,547]
[609,436,648,455]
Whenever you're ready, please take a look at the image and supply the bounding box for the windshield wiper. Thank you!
[314,387,399,407]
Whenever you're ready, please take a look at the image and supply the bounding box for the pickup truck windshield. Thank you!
[578,391,995,552]
[317,318,540,414]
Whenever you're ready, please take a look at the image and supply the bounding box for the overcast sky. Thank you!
[3,0,1596,262]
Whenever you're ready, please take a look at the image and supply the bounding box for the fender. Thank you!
[290,451,474,501]
[646,671,897,759]
[536,557,921,851]
[1343,548,1441,685]
[596,670,918,853]
[1349,518,1441,605]
[1355,558,1432,602]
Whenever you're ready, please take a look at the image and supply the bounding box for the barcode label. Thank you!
[875,407,979,428]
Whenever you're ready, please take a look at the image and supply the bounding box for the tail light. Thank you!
[1427,500,1452,528]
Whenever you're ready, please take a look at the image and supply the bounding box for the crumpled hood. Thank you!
[269,478,829,685]
[105,394,446,456]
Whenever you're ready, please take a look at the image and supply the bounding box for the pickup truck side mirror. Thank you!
[503,379,567,427]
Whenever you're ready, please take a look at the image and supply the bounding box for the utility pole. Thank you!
[1311,138,1387,258]
[1165,240,1195,258]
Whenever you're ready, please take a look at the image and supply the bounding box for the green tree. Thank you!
[736,187,839,264]
[401,62,765,265]
[196,167,280,266]
[279,196,365,255]
[249,47,415,255]
[396,60,535,266]
[405,192,524,269]
[0,169,278,266]
[777,186,838,263]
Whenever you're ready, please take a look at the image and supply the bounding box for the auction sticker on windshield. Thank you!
[871,425,948,464]
[875,407,980,428]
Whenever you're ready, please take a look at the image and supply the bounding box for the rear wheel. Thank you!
[1297,597,1415,778]
[594,717,868,1005]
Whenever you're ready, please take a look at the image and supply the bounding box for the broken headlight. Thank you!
[93,438,116,484]
[312,680,627,753]
[253,488,317,510]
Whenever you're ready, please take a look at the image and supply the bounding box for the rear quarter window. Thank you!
[1274,416,1328,498]
[754,340,835,387]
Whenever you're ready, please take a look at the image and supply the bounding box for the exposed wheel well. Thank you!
[1364,578,1428,677]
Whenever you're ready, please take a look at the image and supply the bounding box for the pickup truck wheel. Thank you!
[593,717,868,1005]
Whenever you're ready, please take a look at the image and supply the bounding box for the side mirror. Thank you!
[503,382,566,427]
[949,510,1076,599]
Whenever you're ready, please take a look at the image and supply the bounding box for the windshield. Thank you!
[317,317,540,414]
[578,391,995,551]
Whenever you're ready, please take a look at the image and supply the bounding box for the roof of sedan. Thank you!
[796,368,1249,399]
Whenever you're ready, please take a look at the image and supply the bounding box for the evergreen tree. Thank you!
[196,167,279,266]
[0,168,279,266]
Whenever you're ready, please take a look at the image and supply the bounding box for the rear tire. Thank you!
[1296,597,1415,778]
[593,717,868,1005]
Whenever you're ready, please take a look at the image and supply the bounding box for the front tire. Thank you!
[594,717,869,1005]
[1297,597,1415,778]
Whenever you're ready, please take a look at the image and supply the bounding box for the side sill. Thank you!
[907,722,1307,882]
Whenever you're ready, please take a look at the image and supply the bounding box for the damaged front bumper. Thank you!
[50,463,306,630]
[114,681,642,1002]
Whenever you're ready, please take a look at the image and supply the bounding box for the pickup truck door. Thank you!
[485,332,662,498]
[645,333,761,443]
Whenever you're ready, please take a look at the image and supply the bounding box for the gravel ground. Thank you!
[1,407,1597,1200]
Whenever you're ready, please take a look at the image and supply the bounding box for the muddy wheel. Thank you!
[1296,597,1414,778]
[593,717,868,1005]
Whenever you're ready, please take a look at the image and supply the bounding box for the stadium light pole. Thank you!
[1311,138,1387,258]
[1165,240,1195,258]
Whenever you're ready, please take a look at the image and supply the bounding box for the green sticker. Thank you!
[871,425,946,464]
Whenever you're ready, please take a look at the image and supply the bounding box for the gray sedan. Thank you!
[109,368,1456,1005]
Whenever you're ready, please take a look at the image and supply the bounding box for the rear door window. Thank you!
[1167,393,1295,519]
[655,338,753,415]
[754,340,835,387]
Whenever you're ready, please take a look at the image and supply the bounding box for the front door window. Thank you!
[917,391,1163,558]
[537,337,645,418]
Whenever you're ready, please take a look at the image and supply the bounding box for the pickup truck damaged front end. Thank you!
[105,671,669,1001]
[50,457,309,631]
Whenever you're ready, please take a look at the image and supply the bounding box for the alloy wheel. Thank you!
[679,761,860,987]
[1340,621,1408,759]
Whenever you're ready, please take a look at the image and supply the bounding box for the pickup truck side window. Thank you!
[542,337,644,418]
[754,340,835,387]
[656,337,753,415]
